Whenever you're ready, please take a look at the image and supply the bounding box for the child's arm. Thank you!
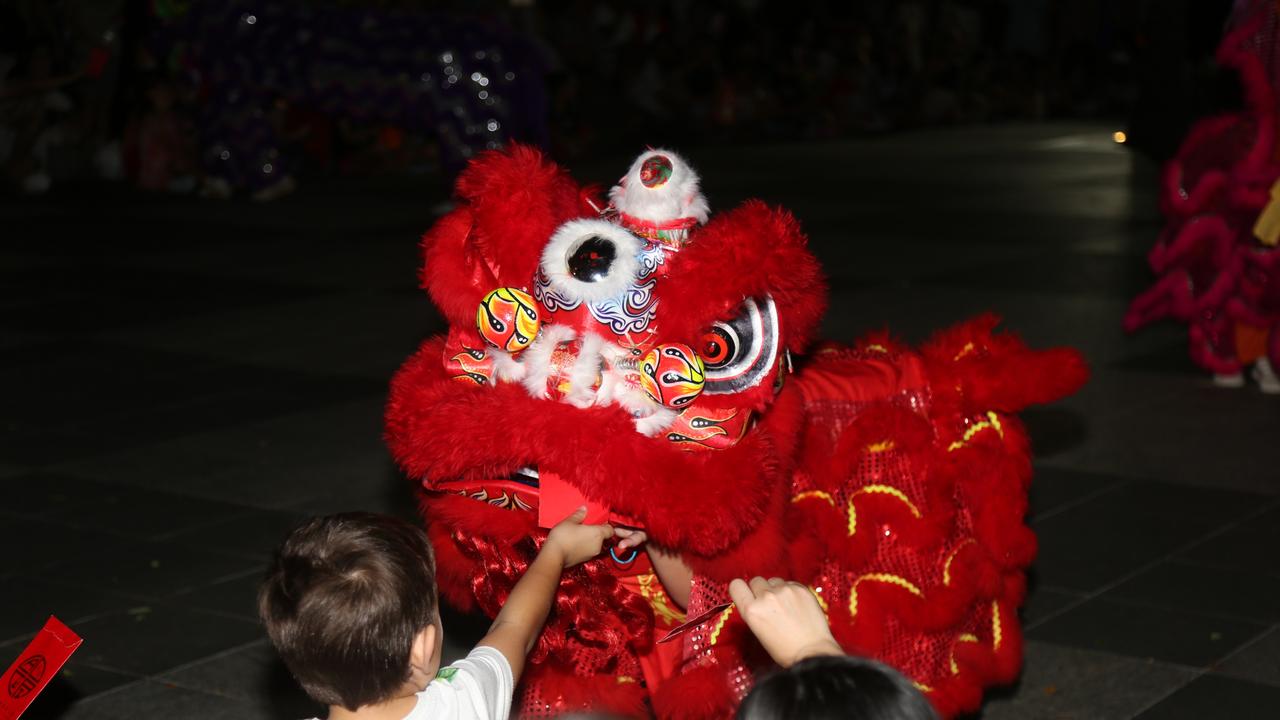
[477,507,612,682]
[615,528,693,609]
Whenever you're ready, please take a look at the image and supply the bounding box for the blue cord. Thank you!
[610,547,638,565]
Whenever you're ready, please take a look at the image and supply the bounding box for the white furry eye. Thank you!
[538,219,642,304]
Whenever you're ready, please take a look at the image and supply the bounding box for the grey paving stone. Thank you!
[0,576,137,645]
[1031,499,1219,593]
[38,480,251,540]
[1029,481,1267,592]
[922,252,1153,299]
[1104,561,1280,625]
[1217,626,1280,688]
[160,639,322,717]
[1112,338,1205,377]
[286,469,420,518]
[107,291,443,380]
[1095,483,1269,527]
[1240,506,1280,535]
[55,679,281,720]
[59,602,262,676]
[165,508,310,560]
[1028,597,1269,668]
[1,341,384,465]
[978,641,1197,720]
[0,517,135,582]
[36,539,260,601]
[0,472,130,518]
[16,662,141,720]
[55,396,396,509]
[1178,525,1280,580]
[1028,466,1128,520]
[168,448,399,509]
[174,568,267,622]
[1134,674,1280,720]
[1030,372,1280,494]
[1020,584,1087,629]
[0,263,330,334]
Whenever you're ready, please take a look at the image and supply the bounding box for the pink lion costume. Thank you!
[1125,0,1280,391]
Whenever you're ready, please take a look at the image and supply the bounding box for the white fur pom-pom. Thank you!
[609,148,710,226]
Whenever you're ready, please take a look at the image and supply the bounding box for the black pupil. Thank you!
[704,329,736,368]
[568,236,616,283]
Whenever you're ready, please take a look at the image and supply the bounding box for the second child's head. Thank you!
[259,513,441,712]
[736,655,939,720]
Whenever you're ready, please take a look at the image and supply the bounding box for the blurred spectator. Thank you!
[125,76,197,193]
[1,0,1149,192]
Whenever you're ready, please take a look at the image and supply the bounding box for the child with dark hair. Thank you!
[259,508,612,720]
[730,576,939,720]
[738,654,938,720]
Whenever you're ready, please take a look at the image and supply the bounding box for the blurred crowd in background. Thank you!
[0,0,1217,200]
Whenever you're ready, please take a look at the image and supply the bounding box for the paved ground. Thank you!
[2,123,1278,719]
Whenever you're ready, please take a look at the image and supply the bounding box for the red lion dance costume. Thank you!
[386,145,1087,718]
[1125,0,1280,391]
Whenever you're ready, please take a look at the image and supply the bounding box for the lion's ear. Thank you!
[420,207,482,327]
[420,144,590,327]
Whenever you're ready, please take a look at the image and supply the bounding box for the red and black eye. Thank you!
[701,296,780,395]
[700,327,736,369]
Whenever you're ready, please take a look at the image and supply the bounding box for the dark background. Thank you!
[0,0,1246,195]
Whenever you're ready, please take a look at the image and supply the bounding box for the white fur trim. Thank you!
[634,406,678,436]
[608,148,710,225]
[519,323,576,399]
[540,219,642,304]
[490,350,526,383]
[608,381,673,436]
[595,342,635,405]
[564,333,606,408]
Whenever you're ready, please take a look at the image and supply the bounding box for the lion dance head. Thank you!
[386,145,1087,718]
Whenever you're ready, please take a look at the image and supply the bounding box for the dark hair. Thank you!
[736,655,938,720]
[259,512,438,711]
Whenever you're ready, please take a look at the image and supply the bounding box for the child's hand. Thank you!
[728,576,843,667]
[544,507,613,568]
[614,526,647,551]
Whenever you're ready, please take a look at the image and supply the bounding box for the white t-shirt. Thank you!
[307,646,513,720]
[409,646,513,720]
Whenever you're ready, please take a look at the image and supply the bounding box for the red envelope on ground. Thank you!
[0,616,82,720]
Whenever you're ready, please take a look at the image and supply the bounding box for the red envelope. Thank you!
[0,616,82,720]
[537,470,609,528]
[536,471,643,529]
[658,602,733,643]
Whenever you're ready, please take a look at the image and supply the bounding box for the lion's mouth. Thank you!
[434,465,540,512]
[510,465,540,487]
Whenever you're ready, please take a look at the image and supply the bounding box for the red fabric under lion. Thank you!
[385,145,1087,718]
